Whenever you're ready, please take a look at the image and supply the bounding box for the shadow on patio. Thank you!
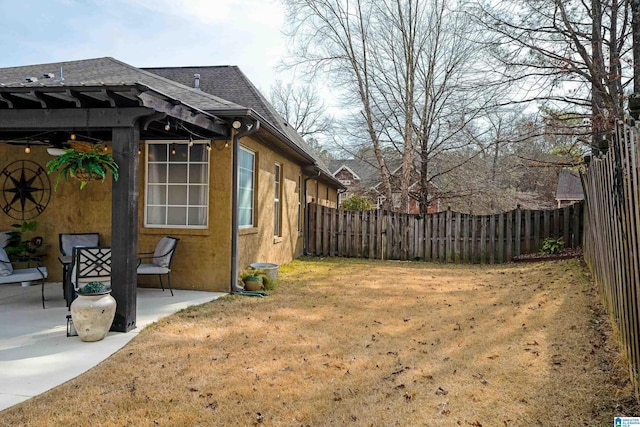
[0,281,225,411]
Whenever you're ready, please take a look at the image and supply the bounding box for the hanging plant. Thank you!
[46,142,119,190]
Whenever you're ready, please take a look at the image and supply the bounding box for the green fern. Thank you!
[46,148,119,191]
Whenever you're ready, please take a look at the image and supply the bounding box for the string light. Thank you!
[206,143,212,152]
[171,144,177,155]
[70,133,76,141]
[164,120,171,131]
[188,136,194,147]
[24,143,31,154]
[103,144,109,152]
[224,139,229,148]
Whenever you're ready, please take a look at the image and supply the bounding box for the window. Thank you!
[297,175,303,232]
[238,147,255,228]
[145,141,209,228]
[274,163,282,237]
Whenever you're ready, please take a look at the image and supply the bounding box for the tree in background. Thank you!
[269,80,333,140]
[472,0,632,153]
[340,195,375,210]
[283,0,503,213]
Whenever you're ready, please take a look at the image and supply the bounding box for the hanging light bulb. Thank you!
[206,143,212,152]
[224,139,229,148]
[171,144,176,155]
[164,120,171,131]
[188,136,194,147]
[138,145,142,155]
[103,144,109,152]
[70,133,76,141]
[24,143,31,154]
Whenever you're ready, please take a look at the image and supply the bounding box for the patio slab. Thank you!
[0,281,225,412]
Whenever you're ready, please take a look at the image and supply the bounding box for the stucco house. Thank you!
[0,57,341,330]
[330,158,440,213]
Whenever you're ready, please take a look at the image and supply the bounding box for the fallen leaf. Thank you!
[435,386,448,395]
[487,355,499,360]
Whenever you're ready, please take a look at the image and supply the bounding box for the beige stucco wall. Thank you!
[0,144,113,285]
[0,135,338,293]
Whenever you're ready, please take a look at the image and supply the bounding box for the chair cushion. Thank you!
[137,263,170,275]
[0,267,47,284]
[153,237,175,268]
[60,233,100,256]
[0,247,12,277]
[0,231,10,249]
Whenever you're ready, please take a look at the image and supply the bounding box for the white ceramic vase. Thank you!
[70,293,117,342]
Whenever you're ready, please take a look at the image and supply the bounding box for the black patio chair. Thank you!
[70,246,111,303]
[59,232,100,306]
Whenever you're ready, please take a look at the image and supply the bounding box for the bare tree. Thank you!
[283,0,502,213]
[269,80,333,139]
[472,0,633,152]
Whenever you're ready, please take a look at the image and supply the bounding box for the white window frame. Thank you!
[144,140,210,229]
[274,163,282,237]
[297,175,303,233]
[238,146,256,228]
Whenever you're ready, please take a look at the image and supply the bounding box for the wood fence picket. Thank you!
[307,202,583,263]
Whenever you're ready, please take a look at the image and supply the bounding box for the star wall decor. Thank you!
[0,160,51,221]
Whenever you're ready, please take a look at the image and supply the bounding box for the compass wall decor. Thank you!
[0,160,51,221]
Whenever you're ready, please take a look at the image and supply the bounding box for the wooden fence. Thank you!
[582,121,640,398]
[308,202,583,263]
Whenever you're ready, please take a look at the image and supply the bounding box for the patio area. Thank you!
[0,281,225,412]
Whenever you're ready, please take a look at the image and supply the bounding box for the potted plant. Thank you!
[5,221,42,261]
[239,268,264,291]
[70,281,117,342]
[46,141,119,190]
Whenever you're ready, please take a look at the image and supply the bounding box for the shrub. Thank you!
[540,237,564,255]
[340,195,374,211]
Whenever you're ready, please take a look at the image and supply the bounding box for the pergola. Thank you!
[0,82,230,331]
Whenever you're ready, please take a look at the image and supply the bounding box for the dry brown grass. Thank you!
[1,258,637,426]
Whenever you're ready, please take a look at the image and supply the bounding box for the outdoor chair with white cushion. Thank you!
[0,246,48,308]
[137,236,179,296]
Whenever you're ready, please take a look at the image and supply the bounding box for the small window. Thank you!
[297,175,303,232]
[238,147,255,228]
[274,163,282,237]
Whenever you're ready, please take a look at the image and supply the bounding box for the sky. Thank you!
[0,0,289,93]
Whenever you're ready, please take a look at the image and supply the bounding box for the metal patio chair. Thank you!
[136,236,179,296]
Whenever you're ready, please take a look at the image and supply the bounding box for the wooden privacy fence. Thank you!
[582,121,640,399]
[308,202,583,263]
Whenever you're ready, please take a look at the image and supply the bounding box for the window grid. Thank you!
[274,163,282,237]
[145,141,210,229]
[297,175,302,232]
[238,147,255,228]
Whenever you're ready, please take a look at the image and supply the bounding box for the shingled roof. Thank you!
[143,66,335,178]
[556,169,584,201]
[0,57,243,111]
[0,58,341,187]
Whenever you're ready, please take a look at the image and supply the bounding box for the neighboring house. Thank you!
[0,57,342,306]
[555,169,584,208]
[330,158,441,214]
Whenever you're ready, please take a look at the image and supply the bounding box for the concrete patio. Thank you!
[0,281,225,412]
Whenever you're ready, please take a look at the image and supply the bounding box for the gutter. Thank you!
[211,108,344,190]
[231,119,261,293]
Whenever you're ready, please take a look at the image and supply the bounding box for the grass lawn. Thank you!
[1,257,637,426]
